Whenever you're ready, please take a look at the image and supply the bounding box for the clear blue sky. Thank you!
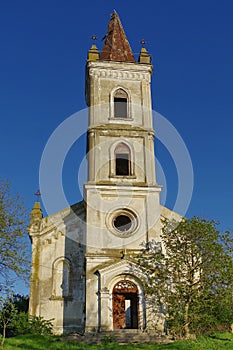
[1,0,233,292]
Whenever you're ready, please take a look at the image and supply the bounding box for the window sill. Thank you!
[49,295,73,301]
[110,175,136,179]
[108,117,134,121]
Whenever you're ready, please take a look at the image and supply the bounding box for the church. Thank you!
[28,11,177,335]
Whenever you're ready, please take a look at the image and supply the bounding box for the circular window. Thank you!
[113,214,132,232]
[107,209,138,237]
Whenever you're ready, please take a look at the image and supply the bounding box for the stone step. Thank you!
[63,331,172,345]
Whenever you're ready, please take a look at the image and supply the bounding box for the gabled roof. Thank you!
[100,11,135,63]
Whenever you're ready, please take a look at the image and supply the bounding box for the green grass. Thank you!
[2,333,233,350]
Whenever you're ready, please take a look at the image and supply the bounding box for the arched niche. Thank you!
[52,257,71,298]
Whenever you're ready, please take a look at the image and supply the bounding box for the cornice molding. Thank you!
[89,68,151,82]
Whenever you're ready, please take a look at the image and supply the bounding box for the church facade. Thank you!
[28,12,176,335]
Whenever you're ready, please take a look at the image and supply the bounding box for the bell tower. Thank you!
[84,11,162,331]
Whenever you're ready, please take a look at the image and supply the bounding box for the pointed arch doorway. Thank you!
[112,280,139,329]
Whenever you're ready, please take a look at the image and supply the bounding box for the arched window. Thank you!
[115,143,131,176]
[114,89,128,118]
[53,258,70,297]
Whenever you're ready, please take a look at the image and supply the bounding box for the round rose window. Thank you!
[113,214,132,232]
[107,209,138,237]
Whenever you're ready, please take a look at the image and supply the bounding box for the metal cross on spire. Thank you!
[91,35,98,42]
[34,189,41,201]
[140,39,148,47]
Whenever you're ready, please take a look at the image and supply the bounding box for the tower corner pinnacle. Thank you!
[87,44,100,62]
[28,202,43,238]
[138,47,151,64]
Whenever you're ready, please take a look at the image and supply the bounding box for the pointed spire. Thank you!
[100,11,135,63]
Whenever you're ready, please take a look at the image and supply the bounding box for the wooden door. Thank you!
[113,293,126,329]
[112,280,139,329]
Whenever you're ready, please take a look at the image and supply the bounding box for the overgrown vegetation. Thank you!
[0,294,53,348]
[2,333,233,350]
[135,217,233,339]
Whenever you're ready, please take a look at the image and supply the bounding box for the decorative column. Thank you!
[99,287,111,331]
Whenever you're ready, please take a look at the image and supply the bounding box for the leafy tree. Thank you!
[0,294,29,342]
[135,217,233,339]
[0,294,52,344]
[9,294,29,314]
[0,296,17,347]
[0,180,29,292]
[0,294,29,339]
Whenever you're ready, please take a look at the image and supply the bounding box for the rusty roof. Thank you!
[100,11,135,63]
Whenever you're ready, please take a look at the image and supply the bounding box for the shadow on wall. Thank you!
[62,202,86,334]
